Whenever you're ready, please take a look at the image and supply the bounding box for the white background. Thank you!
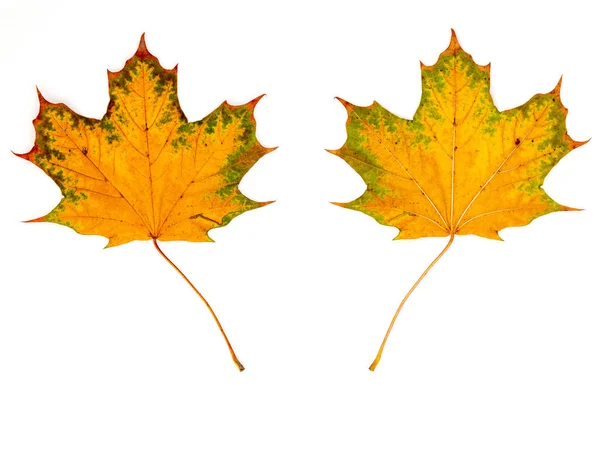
[0,0,599,449]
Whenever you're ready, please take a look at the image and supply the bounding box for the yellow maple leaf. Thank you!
[330,30,587,370]
[19,35,274,371]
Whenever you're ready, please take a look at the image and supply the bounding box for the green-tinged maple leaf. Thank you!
[330,30,587,370]
[18,35,275,371]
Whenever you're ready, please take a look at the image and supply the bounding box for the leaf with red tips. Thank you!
[330,30,588,370]
[19,35,274,370]
[21,35,273,247]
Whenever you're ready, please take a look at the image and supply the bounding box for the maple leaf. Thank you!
[329,30,587,370]
[18,35,274,371]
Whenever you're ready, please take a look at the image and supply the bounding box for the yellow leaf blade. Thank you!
[21,36,272,247]
[332,31,585,240]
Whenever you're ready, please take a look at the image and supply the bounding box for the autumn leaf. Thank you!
[329,30,587,370]
[18,35,274,371]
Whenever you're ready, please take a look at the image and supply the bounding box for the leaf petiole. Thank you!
[369,233,456,371]
[153,239,245,372]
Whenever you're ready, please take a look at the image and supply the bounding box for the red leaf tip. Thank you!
[24,217,46,223]
[12,149,30,161]
[248,93,266,108]
[335,97,352,109]
[35,86,50,106]
[135,33,151,58]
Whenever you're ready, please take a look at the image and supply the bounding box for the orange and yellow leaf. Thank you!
[331,30,586,240]
[20,35,273,247]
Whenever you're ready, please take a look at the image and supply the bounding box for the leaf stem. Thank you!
[152,239,245,372]
[369,233,455,371]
